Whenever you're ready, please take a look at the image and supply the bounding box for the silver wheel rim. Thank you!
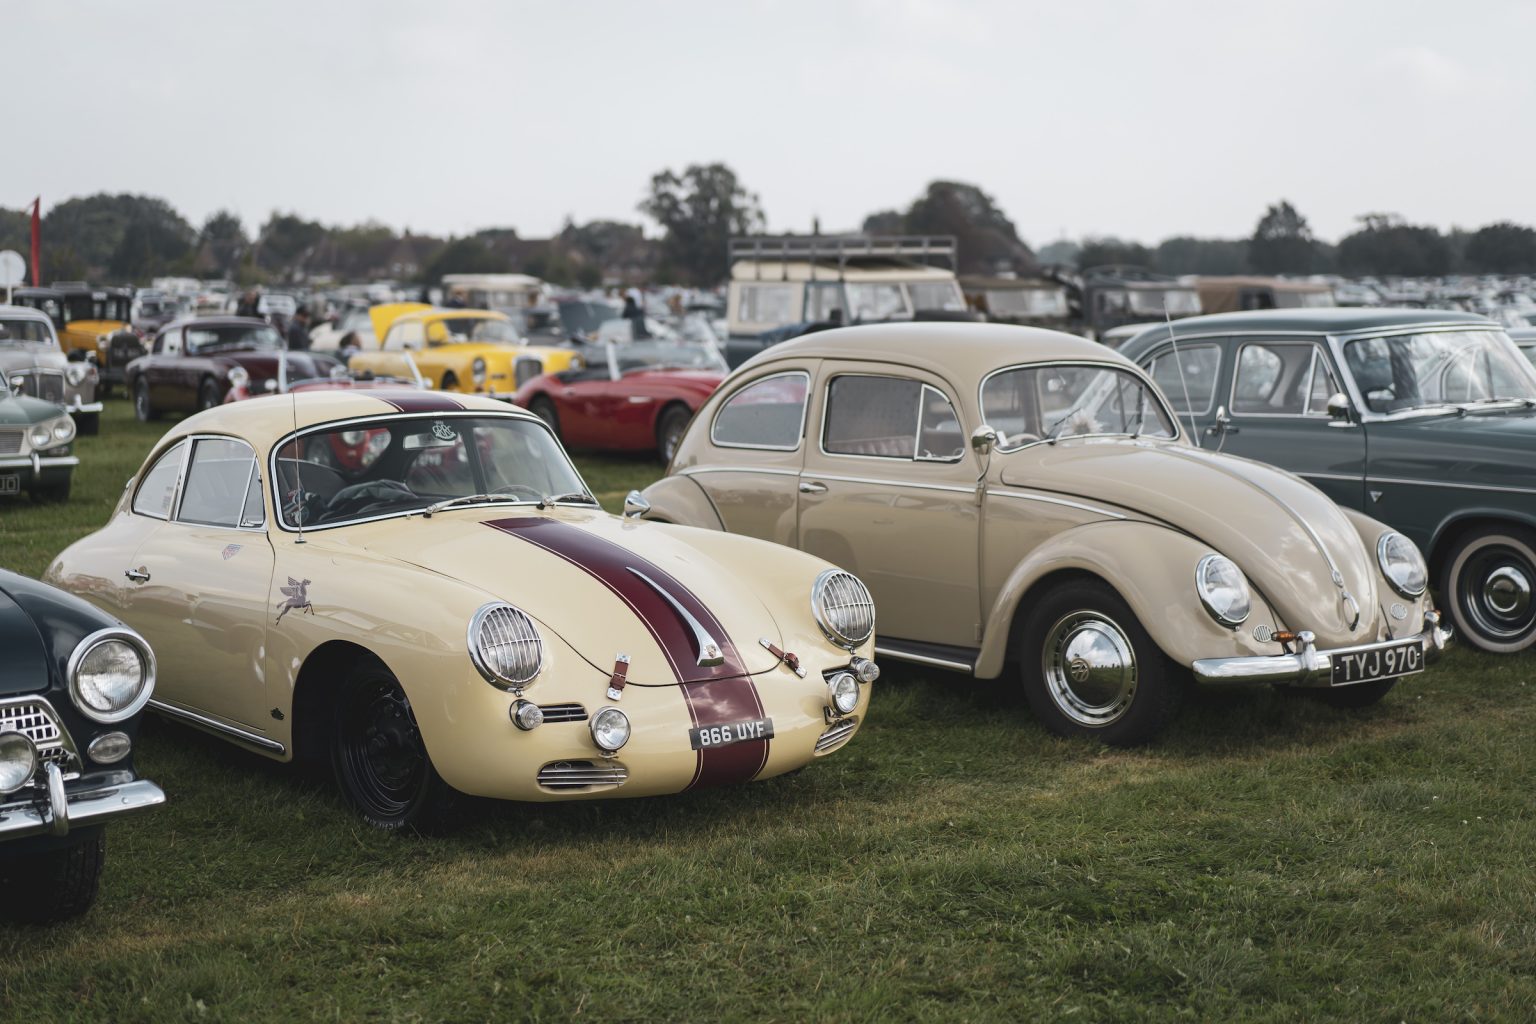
[1042,609,1137,728]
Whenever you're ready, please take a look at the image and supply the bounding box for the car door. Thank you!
[1216,338,1366,509]
[683,367,814,546]
[122,435,277,732]
[553,348,623,447]
[797,366,980,650]
[146,327,182,407]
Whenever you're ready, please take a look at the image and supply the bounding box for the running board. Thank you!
[874,640,977,674]
[149,699,287,755]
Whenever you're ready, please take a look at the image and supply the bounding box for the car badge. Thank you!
[431,420,457,441]
[274,577,314,624]
[1370,490,1384,503]
[222,543,242,560]
[607,654,630,701]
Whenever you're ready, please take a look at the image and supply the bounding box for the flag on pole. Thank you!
[29,197,41,286]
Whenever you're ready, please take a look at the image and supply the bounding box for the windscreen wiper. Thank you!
[421,493,524,517]
[538,492,598,509]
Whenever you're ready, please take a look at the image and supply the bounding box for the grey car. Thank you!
[0,305,103,435]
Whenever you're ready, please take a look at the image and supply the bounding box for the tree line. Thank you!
[4,171,1535,290]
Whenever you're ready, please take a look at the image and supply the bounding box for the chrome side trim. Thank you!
[1367,476,1536,497]
[986,489,1127,520]
[627,568,724,666]
[149,699,286,754]
[681,465,800,477]
[874,644,974,673]
[810,472,974,495]
[1299,471,1362,483]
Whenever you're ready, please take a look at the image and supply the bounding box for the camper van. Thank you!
[439,273,549,314]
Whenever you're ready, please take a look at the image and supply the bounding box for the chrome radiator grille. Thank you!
[0,428,22,455]
[536,760,629,791]
[814,716,858,755]
[0,699,78,770]
[11,369,65,403]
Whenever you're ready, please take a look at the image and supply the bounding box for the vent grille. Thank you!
[538,703,588,723]
[813,570,876,648]
[0,700,77,770]
[536,760,629,791]
[472,604,544,686]
[0,429,22,456]
[814,716,858,755]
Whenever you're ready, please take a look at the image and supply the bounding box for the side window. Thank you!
[804,282,846,322]
[710,372,809,450]
[916,385,963,461]
[131,441,186,519]
[155,328,182,355]
[1233,343,1331,416]
[1306,350,1341,415]
[822,375,922,459]
[1147,343,1221,415]
[387,322,425,350]
[177,438,260,528]
[735,284,799,326]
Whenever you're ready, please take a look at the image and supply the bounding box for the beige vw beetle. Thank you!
[641,323,1452,745]
[46,391,877,830]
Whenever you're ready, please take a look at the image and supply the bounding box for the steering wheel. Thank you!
[322,480,422,520]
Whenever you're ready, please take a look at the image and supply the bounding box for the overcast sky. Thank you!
[12,0,1535,247]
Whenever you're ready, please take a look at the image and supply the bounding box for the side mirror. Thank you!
[970,425,999,457]
[1326,392,1352,422]
[622,490,651,520]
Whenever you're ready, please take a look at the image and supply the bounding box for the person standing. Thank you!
[236,289,261,318]
[286,306,312,351]
[622,290,650,340]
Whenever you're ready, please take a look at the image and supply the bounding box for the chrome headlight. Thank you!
[8,375,23,391]
[0,732,38,794]
[468,603,544,689]
[811,570,876,649]
[472,357,487,388]
[29,424,51,448]
[827,671,859,716]
[66,362,88,385]
[1195,554,1251,627]
[52,416,76,444]
[68,628,156,724]
[589,706,631,752]
[1378,532,1428,598]
[227,366,250,389]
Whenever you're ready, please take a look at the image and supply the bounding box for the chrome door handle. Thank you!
[799,481,827,494]
[124,567,150,582]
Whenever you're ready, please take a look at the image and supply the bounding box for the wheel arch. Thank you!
[290,639,386,765]
[1427,509,1536,582]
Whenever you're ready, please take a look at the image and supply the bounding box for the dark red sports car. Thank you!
[512,338,726,460]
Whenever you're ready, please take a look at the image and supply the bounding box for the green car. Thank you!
[0,374,78,502]
[1120,309,1536,655]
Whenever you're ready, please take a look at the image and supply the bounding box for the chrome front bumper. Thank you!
[68,399,104,414]
[0,453,80,479]
[0,764,166,840]
[1192,611,1453,687]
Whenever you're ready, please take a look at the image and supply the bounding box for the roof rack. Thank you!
[729,235,958,279]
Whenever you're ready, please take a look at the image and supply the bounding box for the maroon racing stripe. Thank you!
[484,517,768,788]
[374,391,464,413]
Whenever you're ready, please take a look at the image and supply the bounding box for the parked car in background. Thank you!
[127,317,342,421]
[1120,309,1536,654]
[439,273,548,313]
[1069,266,1203,341]
[0,569,165,922]
[642,323,1450,745]
[1,304,103,435]
[308,304,380,354]
[514,336,726,461]
[349,307,583,397]
[131,289,183,337]
[962,276,1075,332]
[48,391,878,830]
[0,372,78,502]
[54,284,143,395]
[1194,276,1335,313]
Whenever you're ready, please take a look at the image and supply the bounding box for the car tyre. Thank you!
[1443,525,1536,654]
[197,378,222,411]
[1020,578,1182,746]
[74,411,100,436]
[0,830,106,923]
[331,656,456,832]
[656,404,690,463]
[530,396,561,439]
[133,378,160,422]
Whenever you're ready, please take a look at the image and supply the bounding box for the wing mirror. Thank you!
[1326,392,1353,423]
[970,425,1000,457]
[622,490,651,520]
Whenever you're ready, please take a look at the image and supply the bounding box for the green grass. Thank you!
[2,399,1534,1022]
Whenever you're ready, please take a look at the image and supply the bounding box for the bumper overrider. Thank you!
[1192,610,1453,686]
[0,765,166,841]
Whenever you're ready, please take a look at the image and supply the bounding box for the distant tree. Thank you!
[639,162,764,285]
[898,181,1035,275]
[860,209,906,235]
[1337,214,1453,277]
[108,206,196,280]
[255,212,327,278]
[1465,221,1536,273]
[42,193,195,282]
[196,209,250,278]
[1035,238,1081,267]
[1154,236,1249,275]
[1076,237,1153,270]
[1248,200,1318,274]
[421,236,513,281]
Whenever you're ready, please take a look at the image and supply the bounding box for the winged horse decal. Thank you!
[275,577,314,624]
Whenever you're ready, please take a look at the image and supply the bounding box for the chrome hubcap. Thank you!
[1043,610,1137,727]
[1459,543,1536,643]
[1484,566,1531,619]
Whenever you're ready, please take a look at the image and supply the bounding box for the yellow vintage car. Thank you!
[46,390,877,830]
[55,285,143,395]
[348,307,582,398]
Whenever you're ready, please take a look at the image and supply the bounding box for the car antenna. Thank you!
[291,387,306,544]
[1163,300,1201,449]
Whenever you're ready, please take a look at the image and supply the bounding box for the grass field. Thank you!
[2,400,1534,1022]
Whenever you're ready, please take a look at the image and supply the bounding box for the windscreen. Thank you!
[0,318,55,345]
[981,363,1176,450]
[186,324,283,354]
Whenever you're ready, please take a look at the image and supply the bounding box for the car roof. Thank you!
[1119,307,1498,353]
[0,305,53,323]
[158,315,271,333]
[152,389,542,453]
[752,322,1136,377]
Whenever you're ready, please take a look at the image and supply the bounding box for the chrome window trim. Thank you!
[986,489,1127,520]
[129,438,190,521]
[819,372,964,464]
[977,359,1182,452]
[1228,340,1337,420]
[174,434,266,531]
[708,370,811,452]
[1146,341,1221,416]
[914,384,965,463]
[148,698,285,754]
[268,409,594,535]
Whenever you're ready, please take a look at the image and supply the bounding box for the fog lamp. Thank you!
[510,699,544,731]
[87,731,132,764]
[827,671,859,716]
[850,657,880,684]
[0,732,38,794]
[589,707,630,752]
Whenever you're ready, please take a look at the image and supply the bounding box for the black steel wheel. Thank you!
[0,830,105,923]
[330,659,453,832]
[656,404,691,463]
[133,378,160,422]
[1444,525,1536,654]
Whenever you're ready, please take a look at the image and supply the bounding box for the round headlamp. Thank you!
[472,357,487,388]
[52,417,76,444]
[589,707,631,752]
[66,362,88,385]
[227,366,250,388]
[69,629,156,724]
[468,603,544,689]
[29,424,51,448]
[827,671,859,716]
[811,570,876,650]
[0,732,38,794]
[1377,532,1428,598]
[1195,554,1251,627]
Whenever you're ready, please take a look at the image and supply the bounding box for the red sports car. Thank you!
[512,338,726,460]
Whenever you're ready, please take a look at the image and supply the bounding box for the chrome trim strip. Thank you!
[1299,471,1362,482]
[681,465,800,477]
[810,472,975,495]
[627,568,725,666]
[874,644,974,673]
[986,489,1127,519]
[1368,475,1536,497]
[149,699,286,754]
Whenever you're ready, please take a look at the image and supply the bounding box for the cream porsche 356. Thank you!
[641,322,1452,745]
[46,391,877,829]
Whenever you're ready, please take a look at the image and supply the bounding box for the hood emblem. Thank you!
[628,568,726,667]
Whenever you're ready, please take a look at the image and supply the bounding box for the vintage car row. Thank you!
[1121,309,1536,654]
[641,323,1451,745]
[0,367,80,503]
[1,303,104,435]
[48,390,878,831]
[347,306,584,396]
[0,568,165,922]
[10,284,145,397]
